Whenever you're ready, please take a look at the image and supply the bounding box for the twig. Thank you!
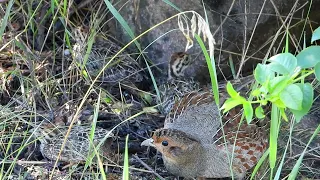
[133,155,166,180]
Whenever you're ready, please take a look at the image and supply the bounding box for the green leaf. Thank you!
[280,84,303,110]
[162,0,182,12]
[268,53,297,75]
[254,64,274,84]
[195,34,220,107]
[250,148,269,180]
[243,102,253,123]
[268,63,288,74]
[274,99,286,109]
[315,62,320,81]
[82,69,89,78]
[296,46,320,68]
[102,97,112,104]
[290,83,314,122]
[0,0,14,41]
[268,76,289,95]
[261,99,268,106]
[280,108,289,122]
[122,135,130,180]
[251,89,261,97]
[104,0,140,49]
[255,106,265,119]
[139,92,153,104]
[221,98,242,113]
[226,81,239,98]
[259,85,269,95]
[311,26,320,43]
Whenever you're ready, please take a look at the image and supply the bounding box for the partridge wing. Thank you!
[164,91,221,144]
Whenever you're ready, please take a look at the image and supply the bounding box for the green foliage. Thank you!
[311,26,320,43]
[290,83,313,121]
[222,27,320,178]
[0,0,14,41]
[268,53,297,75]
[195,34,220,107]
[315,62,320,81]
[255,106,265,119]
[222,27,320,123]
[296,46,320,68]
[122,135,130,180]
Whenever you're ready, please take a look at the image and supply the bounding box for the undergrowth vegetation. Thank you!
[0,0,319,179]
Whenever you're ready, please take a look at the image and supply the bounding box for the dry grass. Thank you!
[0,0,319,179]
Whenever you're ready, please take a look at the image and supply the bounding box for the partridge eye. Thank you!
[162,140,169,146]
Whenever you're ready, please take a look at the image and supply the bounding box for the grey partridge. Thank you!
[158,52,200,115]
[157,52,254,115]
[72,27,144,85]
[142,90,268,179]
[30,123,114,162]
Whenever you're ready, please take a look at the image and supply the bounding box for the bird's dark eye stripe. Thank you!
[182,57,190,64]
[177,52,184,57]
[162,140,169,146]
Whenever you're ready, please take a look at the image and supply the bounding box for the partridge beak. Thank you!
[141,138,155,147]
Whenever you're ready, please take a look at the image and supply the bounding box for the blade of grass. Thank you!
[194,34,219,106]
[288,123,320,180]
[201,0,209,24]
[250,148,269,180]
[162,0,182,12]
[103,0,140,49]
[50,0,55,14]
[0,0,14,41]
[136,29,179,101]
[274,116,296,180]
[285,28,289,53]
[195,33,239,178]
[269,104,280,179]
[81,89,106,179]
[228,54,236,79]
[122,134,130,180]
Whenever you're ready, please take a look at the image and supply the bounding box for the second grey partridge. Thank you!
[30,123,114,162]
[72,27,145,85]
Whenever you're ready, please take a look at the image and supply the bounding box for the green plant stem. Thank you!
[293,70,314,83]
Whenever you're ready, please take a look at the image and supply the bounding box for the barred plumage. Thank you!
[143,82,268,179]
[30,124,114,162]
[72,27,144,85]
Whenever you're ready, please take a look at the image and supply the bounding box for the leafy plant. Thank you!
[221,26,320,124]
[221,26,320,179]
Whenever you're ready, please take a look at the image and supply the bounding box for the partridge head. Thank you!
[143,128,206,178]
[143,90,268,179]
[168,52,193,80]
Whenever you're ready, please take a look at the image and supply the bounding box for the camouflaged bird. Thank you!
[31,123,114,162]
[143,85,268,179]
[157,52,254,115]
[72,27,145,85]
